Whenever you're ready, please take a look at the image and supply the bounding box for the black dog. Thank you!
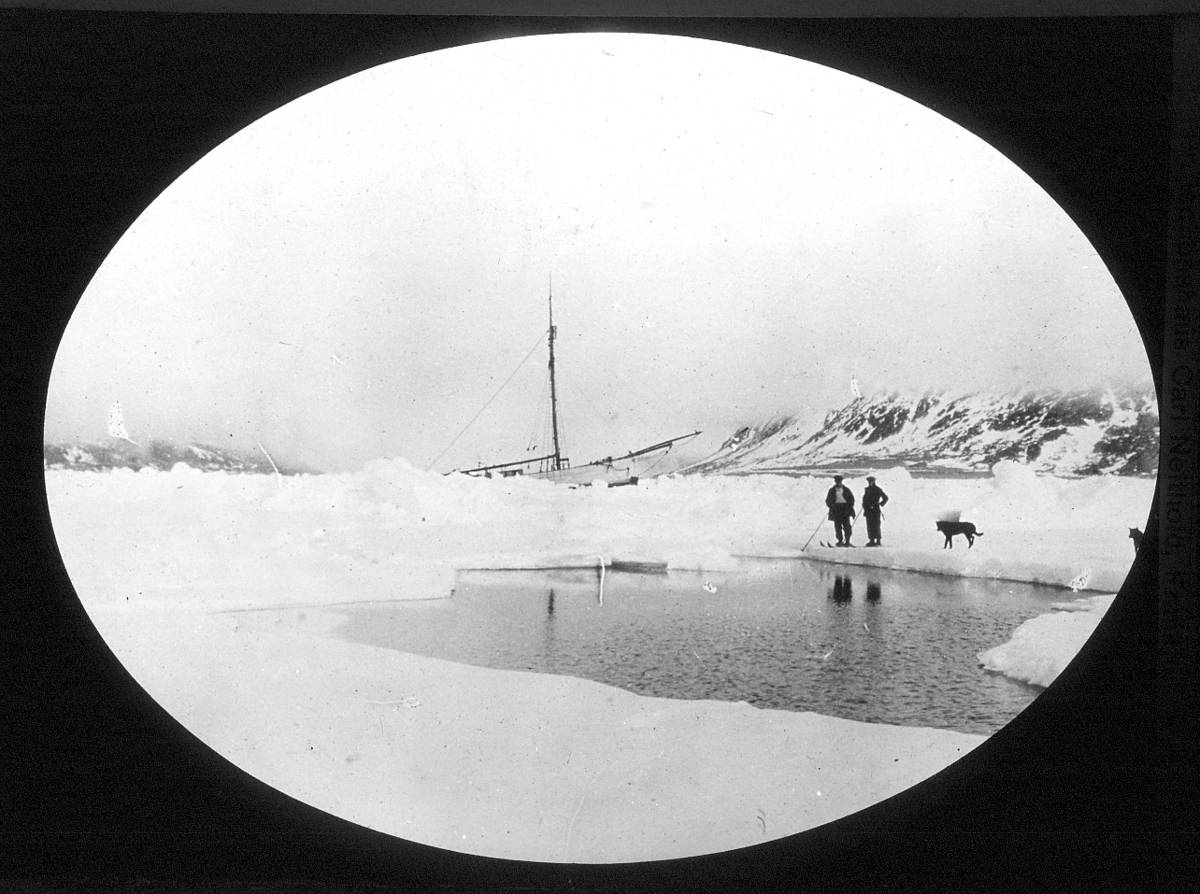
[936,520,983,549]
[1129,527,1143,552]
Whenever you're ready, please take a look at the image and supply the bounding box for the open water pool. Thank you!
[334,559,1079,736]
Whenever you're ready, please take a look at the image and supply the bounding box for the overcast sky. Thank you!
[45,32,1150,473]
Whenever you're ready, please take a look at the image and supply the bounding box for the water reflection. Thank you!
[542,587,556,671]
[829,575,854,603]
[336,560,1065,735]
[823,571,886,604]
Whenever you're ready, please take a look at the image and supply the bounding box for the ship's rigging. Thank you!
[437,285,700,486]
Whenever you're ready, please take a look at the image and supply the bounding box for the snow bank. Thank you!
[44,458,1149,614]
[977,593,1116,687]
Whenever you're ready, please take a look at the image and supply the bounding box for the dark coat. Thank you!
[825,483,855,518]
[862,484,889,516]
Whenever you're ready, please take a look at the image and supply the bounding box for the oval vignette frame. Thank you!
[23,13,1176,888]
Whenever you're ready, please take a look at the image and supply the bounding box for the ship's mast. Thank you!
[547,279,564,471]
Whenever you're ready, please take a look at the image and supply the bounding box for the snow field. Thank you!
[977,594,1117,688]
[45,457,1151,652]
[43,459,1152,862]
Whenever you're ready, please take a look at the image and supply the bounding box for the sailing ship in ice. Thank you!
[451,287,701,487]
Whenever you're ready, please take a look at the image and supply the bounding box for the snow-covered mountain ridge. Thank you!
[684,386,1158,478]
[43,440,310,475]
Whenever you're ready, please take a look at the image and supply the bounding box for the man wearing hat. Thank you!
[824,475,856,547]
[862,476,889,547]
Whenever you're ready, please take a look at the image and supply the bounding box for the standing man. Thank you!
[862,475,889,547]
[825,474,856,547]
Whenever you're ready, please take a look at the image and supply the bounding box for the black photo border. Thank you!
[2,6,1196,892]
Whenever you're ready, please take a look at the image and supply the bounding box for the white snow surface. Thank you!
[45,459,1152,863]
[977,593,1117,688]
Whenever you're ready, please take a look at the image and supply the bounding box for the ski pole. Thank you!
[801,514,826,551]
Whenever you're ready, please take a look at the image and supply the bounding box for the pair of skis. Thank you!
[802,517,859,552]
[802,515,879,552]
